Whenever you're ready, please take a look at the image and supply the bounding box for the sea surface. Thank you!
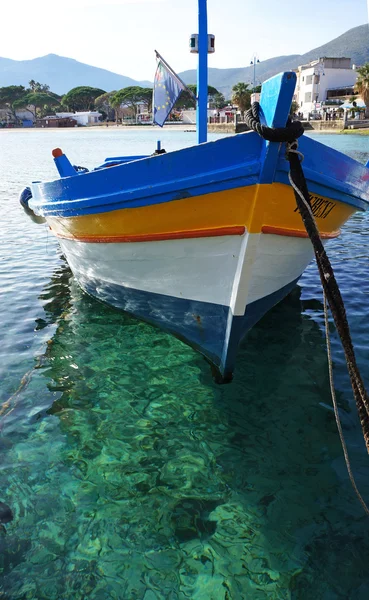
[1,128,369,599]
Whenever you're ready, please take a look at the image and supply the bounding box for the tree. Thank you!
[355,63,369,117]
[174,89,196,110]
[13,92,60,118]
[95,91,114,108]
[290,100,299,116]
[61,86,106,111]
[111,86,151,122]
[95,91,117,120]
[212,93,226,109]
[174,84,219,110]
[251,85,262,94]
[231,82,251,120]
[140,87,153,114]
[185,84,219,97]
[0,85,27,121]
[28,80,50,93]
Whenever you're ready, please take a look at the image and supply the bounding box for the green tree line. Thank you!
[0,79,262,123]
[0,81,228,122]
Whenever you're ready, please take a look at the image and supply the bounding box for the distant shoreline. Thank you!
[2,124,369,135]
[305,128,369,135]
[0,124,197,133]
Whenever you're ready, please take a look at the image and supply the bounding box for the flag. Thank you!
[153,61,184,127]
[153,52,194,127]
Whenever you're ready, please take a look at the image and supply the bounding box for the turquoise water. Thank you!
[1,128,369,599]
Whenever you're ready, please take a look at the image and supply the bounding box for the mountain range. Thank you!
[0,24,368,98]
[0,54,152,95]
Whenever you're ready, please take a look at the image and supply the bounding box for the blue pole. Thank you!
[197,0,208,144]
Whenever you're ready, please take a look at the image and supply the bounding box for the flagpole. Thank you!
[197,0,208,144]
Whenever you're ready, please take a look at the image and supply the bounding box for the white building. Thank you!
[295,57,357,117]
[55,111,102,126]
[181,109,220,124]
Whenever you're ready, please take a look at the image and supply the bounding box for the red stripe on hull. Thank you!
[55,226,246,243]
[261,225,340,239]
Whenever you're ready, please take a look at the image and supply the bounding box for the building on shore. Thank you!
[295,57,357,118]
[36,116,77,128]
[55,111,102,126]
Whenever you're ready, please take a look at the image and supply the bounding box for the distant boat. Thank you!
[23,1,369,381]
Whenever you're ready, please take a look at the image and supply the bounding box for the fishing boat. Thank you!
[22,0,369,381]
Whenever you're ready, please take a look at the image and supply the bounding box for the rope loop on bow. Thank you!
[244,102,304,143]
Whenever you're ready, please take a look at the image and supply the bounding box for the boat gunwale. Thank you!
[30,135,369,218]
[30,163,261,216]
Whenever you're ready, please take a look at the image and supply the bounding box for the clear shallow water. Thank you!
[1,128,369,599]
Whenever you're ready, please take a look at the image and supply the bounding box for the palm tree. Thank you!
[231,82,251,121]
[355,63,369,117]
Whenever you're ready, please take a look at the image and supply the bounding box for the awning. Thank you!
[340,99,366,109]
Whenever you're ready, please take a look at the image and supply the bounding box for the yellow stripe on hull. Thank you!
[48,183,355,240]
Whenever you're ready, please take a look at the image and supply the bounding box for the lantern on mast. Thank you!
[189,33,215,53]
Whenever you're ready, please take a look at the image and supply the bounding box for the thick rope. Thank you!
[73,165,89,173]
[245,102,304,143]
[246,101,369,512]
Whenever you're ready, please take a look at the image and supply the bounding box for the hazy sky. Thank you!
[1,0,368,81]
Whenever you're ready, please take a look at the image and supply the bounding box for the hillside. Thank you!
[179,54,301,99]
[179,24,369,98]
[0,54,152,95]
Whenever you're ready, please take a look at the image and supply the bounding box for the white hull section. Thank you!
[59,235,245,309]
[246,234,315,305]
[59,233,315,316]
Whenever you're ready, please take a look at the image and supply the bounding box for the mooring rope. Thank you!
[245,102,369,513]
[323,294,369,516]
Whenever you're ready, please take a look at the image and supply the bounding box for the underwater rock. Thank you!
[0,502,13,524]
[170,498,221,543]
